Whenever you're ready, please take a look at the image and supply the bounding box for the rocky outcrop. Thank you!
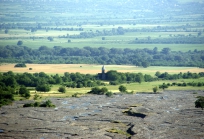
[0,91,204,139]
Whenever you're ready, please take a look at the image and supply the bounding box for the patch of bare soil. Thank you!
[0,90,204,139]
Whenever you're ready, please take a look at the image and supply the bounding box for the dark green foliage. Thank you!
[19,86,30,99]
[4,29,8,34]
[34,101,40,107]
[47,36,54,41]
[23,103,34,107]
[1,46,204,68]
[153,86,158,93]
[155,71,161,77]
[40,100,55,107]
[36,84,51,92]
[58,86,66,93]
[33,93,40,100]
[159,83,169,90]
[195,96,204,110]
[105,91,113,97]
[72,93,79,97]
[14,63,26,67]
[141,61,150,68]
[23,100,55,108]
[119,85,127,93]
[100,87,108,94]
[17,40,23,46]
[0,92,14,107]
[88,87,109,95]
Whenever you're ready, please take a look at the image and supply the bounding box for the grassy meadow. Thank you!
[28,78,204,100]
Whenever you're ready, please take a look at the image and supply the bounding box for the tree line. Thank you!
[1,70,204,107]
[0,45,204,68]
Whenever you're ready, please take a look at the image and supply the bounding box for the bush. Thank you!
[58,86,66,93]
[17,40,23,45]
[100,87,108,94]
[36,84,51,92]
[72,93,79,97]
[14,63,26,67]
[119,85,127,93]
[106,91,113,97]
[23,103,34,107]
[33,93,40,100]
[40,100,55,107]
[195,96,204,110]
[153,86,158,93]
[88,87,109,95]
[34,102,40,107]
[23,100,55,108]
[109,81,120,85]
[19,86,30,99]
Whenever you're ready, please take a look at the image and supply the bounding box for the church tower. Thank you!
[101,65,106,80]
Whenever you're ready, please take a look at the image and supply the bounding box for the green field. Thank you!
[29,78,204,99]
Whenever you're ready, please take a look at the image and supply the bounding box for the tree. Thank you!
[100,87,108,94]
[68,39,71,43]
[88,87,101,94]
[33,93,40,100]
[153,86,158,93]
[36,84,51,92]
[14,63,26,67]
[135,73,144,83]
[161,48,171,54]
[119,85,127,93]
[195,96,204,110]
[19,86,30,99]
[106,91,113,97]
[58,86,66,93]
[159,83,168,90]
[47,36,54,41]
[17,40,23,46]
[4,29,8,34]
[155,71,161,77]
[141,61,150,68]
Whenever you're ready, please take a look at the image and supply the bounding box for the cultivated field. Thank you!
[1,64,204,75]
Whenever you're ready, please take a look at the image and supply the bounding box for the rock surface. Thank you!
[0,90,204,139]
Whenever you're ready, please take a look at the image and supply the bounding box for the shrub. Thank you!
[33,93,40,100]
[17,40,23,45]
[34,102,40,107]
[23,103,34,107]
[106,91,113,97]
[72,93,79,97]
[23,100,55,108]
[58,86,66,93]
[153,86,158,93]
[14,63,26,67]
[36,84,51,92]
[100,87,108,94]
[40,100,55,107]
[19,86,30,99]
[195,96,204,110]
[119,85,127,93]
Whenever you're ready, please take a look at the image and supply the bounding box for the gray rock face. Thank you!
[0,91,204,139]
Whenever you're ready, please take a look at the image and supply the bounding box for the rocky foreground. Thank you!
[0,90,204,139]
